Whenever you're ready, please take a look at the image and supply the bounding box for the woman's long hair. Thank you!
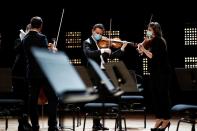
[149,22,167,49]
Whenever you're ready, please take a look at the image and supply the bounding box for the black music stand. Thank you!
[88,58,124,97]
[104,61,138,93]
[31,47,98,103]
[175,68,197,91]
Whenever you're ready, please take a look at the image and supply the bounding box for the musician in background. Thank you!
[83,23,127,130]
[22,16,59,131]
[12,24,32,131]
[137,22,173,131]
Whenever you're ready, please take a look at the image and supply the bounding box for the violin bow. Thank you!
[54,8,65,48]
[150,14,153,23]
[108,18,112,48]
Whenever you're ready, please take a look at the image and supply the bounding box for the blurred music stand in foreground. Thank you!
[31,47,99,130]
[31,47,98,103]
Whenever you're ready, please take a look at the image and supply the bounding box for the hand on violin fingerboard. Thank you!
[136,43,144,55]
[120,41,128,51]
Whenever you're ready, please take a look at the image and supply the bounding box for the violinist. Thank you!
[83,23,128,69]
[137,22,173,131]
[22,16,59,131]
[83,23,128,130]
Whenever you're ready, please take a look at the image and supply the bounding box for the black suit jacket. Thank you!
[83,36,124,67]
[22,31,48,80]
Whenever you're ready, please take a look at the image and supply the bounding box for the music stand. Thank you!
[31,47,98,103]
[88,58,124,97]
[175,68,197,91]
[104,61,138,93]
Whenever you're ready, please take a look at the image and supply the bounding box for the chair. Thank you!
[83,102,126,131]
[120,70,146,128]
[104,61,146,128]
[31,48,99,131]
[171,104,197,131]
[171,68,197,131]
[58,101,81,131]
[0,68,24,130]
[75,65,126,131]
[58,65,96,131]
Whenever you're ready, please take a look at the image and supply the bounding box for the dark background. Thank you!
[0,2,197,109]
[1,2,196,67]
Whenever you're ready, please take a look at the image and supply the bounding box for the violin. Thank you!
[48,40,58,52]
[137,37,152,55]
[98,18,134,49]
[98,37,134,49]
[140,38,151,49]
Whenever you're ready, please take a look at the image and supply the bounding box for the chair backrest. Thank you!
[0,68,12,93]
[104,61,138,93]
[175,68,197,91]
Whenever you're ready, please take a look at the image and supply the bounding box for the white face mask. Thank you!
[94,32,102,41]
[146,30,153,39]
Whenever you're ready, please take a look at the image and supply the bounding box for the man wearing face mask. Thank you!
[83,23,127,130]
[83,23,127,69]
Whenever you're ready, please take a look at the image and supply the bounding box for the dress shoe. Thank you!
[150,128,158,131]
[92,123,109,130]
[18,114,32,131]
[18,121,32,131]
[150,119,163,131]
[158,121,171,131]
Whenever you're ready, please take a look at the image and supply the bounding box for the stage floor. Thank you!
[0,113,195,131]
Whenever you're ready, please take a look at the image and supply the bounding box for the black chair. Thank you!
[104,61,146,129]
[58,102,81,131]
[75,65,126,131]
[83,102,126,131]
[171,68,197,131]
[0,68,24,130]
[171,104,197,131]
[120,70,146,128]
[58,65,95,131]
